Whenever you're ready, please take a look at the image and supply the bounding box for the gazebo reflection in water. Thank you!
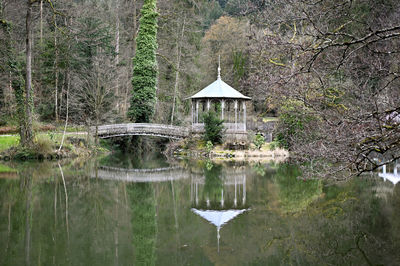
[379,161,400,185]
[190,164,249,252]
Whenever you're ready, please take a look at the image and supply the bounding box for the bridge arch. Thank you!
[92,123,189,139]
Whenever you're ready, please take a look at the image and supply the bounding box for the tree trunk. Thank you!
[170,15,186,125]
[95,72,100,146]
[58,71,69,152]
[23,0,34,147]
[86,119,91,148]
[6,71,12,116]
[115,0,120,111]
[95,114,99,146]
[132,0,137,56]
[54,19,59,122]
[59,74,65,119]
[40,0,43,45]
[124,0,137,118]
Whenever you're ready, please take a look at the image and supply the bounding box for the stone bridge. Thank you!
[93,123,189,139]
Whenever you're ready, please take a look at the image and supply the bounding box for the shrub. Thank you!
[269,140,280,151]
[203,111,224,144]
[253,133,265,150]
[13,148,37,160]
[34,135,53,154]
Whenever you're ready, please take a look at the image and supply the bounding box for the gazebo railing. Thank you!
[192,122,246,133]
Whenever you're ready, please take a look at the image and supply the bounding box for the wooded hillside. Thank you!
[0,0,399,173]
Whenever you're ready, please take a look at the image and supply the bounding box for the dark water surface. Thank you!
[0,154,399,265]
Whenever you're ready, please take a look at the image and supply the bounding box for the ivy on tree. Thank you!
[128,0,158,123]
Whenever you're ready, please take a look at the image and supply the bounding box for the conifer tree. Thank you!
[127,0,158,123]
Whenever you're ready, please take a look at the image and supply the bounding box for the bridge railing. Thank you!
[92,123,189,138]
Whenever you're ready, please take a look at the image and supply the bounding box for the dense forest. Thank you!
[0,0,399,175]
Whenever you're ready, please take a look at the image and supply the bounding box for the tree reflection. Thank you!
[1,160,399,265]
[260,168,400,265]
[203,163,223,207]
[127,183,157,266]
[273,164,322,213]
[0,167,35,266]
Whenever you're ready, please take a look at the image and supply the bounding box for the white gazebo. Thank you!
[188,63,251,141]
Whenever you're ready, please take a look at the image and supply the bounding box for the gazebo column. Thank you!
[195,182,198,206]
[234,177,237,207]
[243,101,246,131]
[207,99,210,112]
[195,100,199,123]
[221,99,225,120]
[234,100,238,130]
[242,175,246,205]
[190,174,193,202]
[221,189,224,207]
[191,100,194,124]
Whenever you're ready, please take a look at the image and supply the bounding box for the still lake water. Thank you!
[0,153,399,265]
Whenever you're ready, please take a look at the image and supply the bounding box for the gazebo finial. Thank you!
[217,55,221,80]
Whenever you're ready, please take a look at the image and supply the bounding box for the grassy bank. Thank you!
[0,133,85,152]
[0,132,107,161]
[0,135,19,152]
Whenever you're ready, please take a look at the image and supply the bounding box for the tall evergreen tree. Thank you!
[127,0,158,123]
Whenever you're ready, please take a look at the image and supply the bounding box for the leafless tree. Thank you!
[70,53,116,145]
[246,0,400,176]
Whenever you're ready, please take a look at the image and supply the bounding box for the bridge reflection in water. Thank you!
[91,163,250,252]
[91,166,189,182]
[91,163,250,251]
[91,164,249,206]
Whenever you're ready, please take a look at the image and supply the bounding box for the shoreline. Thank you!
[170,138,289,163]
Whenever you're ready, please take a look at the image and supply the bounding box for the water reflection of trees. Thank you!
[202,164,223,207]
[127,183,157,266]
[1,160,400,265]
[257,166,400,265]
[99,151,169,169]
[273,164,322,213]
[0,162,136,265]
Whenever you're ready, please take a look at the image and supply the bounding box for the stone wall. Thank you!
[247,120,277,143]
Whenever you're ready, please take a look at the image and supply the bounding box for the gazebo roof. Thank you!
[191,208,249,252]
[191,208,248,229]
[189,77,251,100]
[379,172,400,185]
